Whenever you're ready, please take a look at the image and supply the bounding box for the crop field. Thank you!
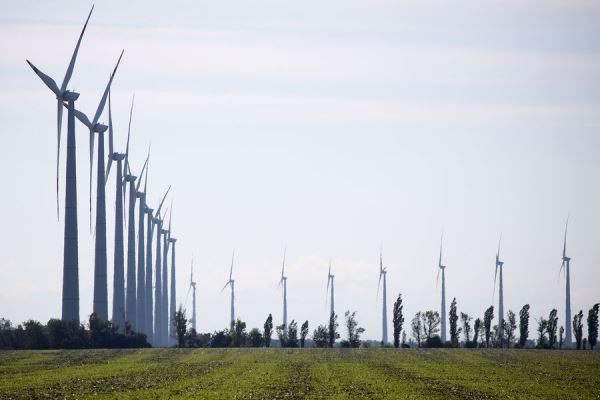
[0,348,598,400]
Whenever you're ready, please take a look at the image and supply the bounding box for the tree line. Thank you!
[0,313,149,350]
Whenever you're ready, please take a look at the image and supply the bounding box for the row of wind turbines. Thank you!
[27,6,183,346]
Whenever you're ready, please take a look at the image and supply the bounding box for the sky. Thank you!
[0,0,599,341]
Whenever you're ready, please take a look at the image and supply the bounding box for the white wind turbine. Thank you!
[560,218,573,348]
[190,258,197,331]
[222,250,236,329]
[437,235,447,343]
[326,260,335,318]
[26,5,93,323]
[377,248,388,345]
[278,249,288,335]
[492,235,504,344]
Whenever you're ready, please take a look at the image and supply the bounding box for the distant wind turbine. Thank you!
[222,250,236,329]
[278,249,288,335]
[168,213,177,346]
[153,188,171,346]
[26,5,94,322]
[105,90,126,331]
[437,235,447,343]
[160,207,172,346]
[492,235,504,344]
[560,218,573,348]
[144,202,154,343]
[326,260,335,318]
[377,247,388,345]
[190,258,197,331]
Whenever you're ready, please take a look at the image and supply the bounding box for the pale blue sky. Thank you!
[0,0,599,340]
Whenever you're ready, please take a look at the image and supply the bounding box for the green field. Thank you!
[0,348,598,399]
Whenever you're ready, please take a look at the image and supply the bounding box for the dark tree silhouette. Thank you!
[573,310,584,350]
[344,311,365,348]
[484,306,494,348]
[504,310,516,348]
[559,326,564,349]
[231,319,247,347]
[587,304,599,350]
[173,306,187,348]
[518,304,530,348]
[300,320,309,348]
[546,309,558,349]
[461,312,472,346]
[263,314,273,348]
[392,293,404,349]
[536,317,548,349]
[312,325,328,348]
[276,324,288,347]
[248,328,263,347]
[287,320,299,348]
[449,298,461,347]
[472,318,481,348]
[411,312,423,347]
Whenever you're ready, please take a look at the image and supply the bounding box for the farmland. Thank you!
[0,348,598,399]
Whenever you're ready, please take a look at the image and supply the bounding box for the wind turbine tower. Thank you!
[326,260,335,318]
[377,249,388,345]
[190,259,197,331]
[222,250,236,329]
[437,236,447,343]
[26,6,94,322]
[279,249,288,335]
[561,219,573,348]
[168,230,177,346]
[494,237,505,344]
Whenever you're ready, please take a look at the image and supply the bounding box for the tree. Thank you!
[287,320,299,348]
[231,319,247,347]
[276,324,288,347]
[392,293,404,348]
[546,309,558,349]
[328,312,339,348]
[483,306,494,348]
[461,313,472,346]
[312,325,329,348]
[587,304,599,350]
[573,310,584,350]
[449,298,460,347]
[263,314,273,348]
[559,326,564,349]
[173,306,187,348]
[300,320,309,348]
[248,328,263,347]
[344,311,365,348]
[422,311,441,341]
[536,317,548,349]
[504,310,516,348]
[22,320,48,349]
[518,304,530,348]
[472,318,481,348]
[210,329,232,348]
[411,312,423,347]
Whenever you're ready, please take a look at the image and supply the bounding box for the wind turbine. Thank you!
[492,236,504,345]
[144,202,154,343]
[160,207,172,346]
[26,5,93,322]
[136,149,151,335]
[560,218,573,348]
[278,249,288,335]
[152,188,171,346]
[190,258,197,331]
[71,50,124,320]
[326,260,335,318]
[105,90,126,331]
[168,212,177,346]
[222,250,236,329]
[377,247,388,345]
[437,235,447,343]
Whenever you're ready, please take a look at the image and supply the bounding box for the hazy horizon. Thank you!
[1,0,599,341]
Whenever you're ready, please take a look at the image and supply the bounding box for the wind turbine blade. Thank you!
[156,185,171,216]
[92,50,124,125]
[563,217,569,259]
[105,89,114,184]
[229,250,235,281]
[56,99,62,219]
[376,272,382,300]
[221,282,229,293]
[492,264,498,304]
[281,248,286,278]
[135,153,149,193]
[26,60,61,96]
[439,235,443,267]
[436,268,440,288]
[60,5,93,92]
[88,128,94,230]
[68,106,93,129]
[124,93,134,173]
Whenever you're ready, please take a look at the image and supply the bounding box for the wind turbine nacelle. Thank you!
[136,191,145,198]
[62,90,80,101]
[95,123,108,133]
[110,153,126,161]
[124,175,137,182]
[169,238,177,243]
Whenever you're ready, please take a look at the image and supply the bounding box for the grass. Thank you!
[0,348,598,399]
